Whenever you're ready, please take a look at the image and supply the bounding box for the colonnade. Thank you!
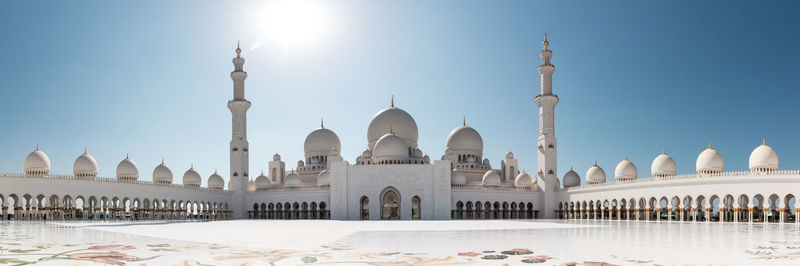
[0,193,231,221]
[249,201,329,219]
[558,193,798,224]
[452,201,538,219]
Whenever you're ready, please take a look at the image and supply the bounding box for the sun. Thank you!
[254,0,334,49]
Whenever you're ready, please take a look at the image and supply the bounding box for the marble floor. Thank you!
[0,219,798,265]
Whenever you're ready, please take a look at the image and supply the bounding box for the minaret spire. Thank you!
[321,117,324,129]
[391,95,395,107]
[534,32,560,219]
[228,41,251,219]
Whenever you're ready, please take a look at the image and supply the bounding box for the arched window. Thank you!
[360,196,369,220]
[412,196,421,220]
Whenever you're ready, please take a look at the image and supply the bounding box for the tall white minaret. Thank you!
[534,34,559,219]
[228,42,250,219]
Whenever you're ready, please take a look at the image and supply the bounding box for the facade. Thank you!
[1,36,798,223]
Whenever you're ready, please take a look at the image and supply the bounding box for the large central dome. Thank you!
[367,106,418,151]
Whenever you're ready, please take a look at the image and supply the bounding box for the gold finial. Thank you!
[84,148,87,155]
[126,153,129,159]
[762,138,766,145]
[162,158,165,164]
[235,41,241,57]
[391,95,395,108]
[624,154,628,160]
[389,124,393,134]
[321,117,324,129]
[191,163,194,169]
[462,116,466,126]
[594,161,598,166]
[708,142,712,149]
[36,144,39,151]
[542,33,549,47]
[662,148,665,154]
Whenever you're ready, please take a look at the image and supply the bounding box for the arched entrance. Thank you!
[380,187,400,220]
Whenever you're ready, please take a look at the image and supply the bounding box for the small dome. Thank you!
[285,172,301,186]
[255,172,270,190]
[505,151,514,159]
[451,169,466,185]
[373,133,409,161]
[273,153,281,161]
[482,170,501,185]
[696,145,724,174]
[73,150,98,178]
[482,158,490,166]
[361,150,372,158]
[651,151,676,177]
[445,125,483,155]
[368,106,419,150]
[304,127,341,156]
[208,171,224,190]
[413,148,423,158]
[317,170,331,185]
[614,157,637,181]
[586,163,606,184]
[116,155,139,181]
[297,160,304,167]
[24,147,51,176]
[563,168,581,188]
[749,141,778,172]
[153,160,173,185]
[182,166,202,187]
[514,171,533,188]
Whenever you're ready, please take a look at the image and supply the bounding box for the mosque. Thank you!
[1,36,799,223]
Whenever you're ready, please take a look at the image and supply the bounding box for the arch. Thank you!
[411,196,421,220]
[380,187,400,220]
[360,196,369,220]
[785,194,796,223]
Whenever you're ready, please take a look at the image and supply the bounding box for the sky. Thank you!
[1,0,799,186]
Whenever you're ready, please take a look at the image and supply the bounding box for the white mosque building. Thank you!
[1,36,799,223]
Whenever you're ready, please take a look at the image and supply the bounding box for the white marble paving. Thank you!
[2,220,798,265]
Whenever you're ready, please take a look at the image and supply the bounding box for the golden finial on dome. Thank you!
[235,41,241,57]
[391,95,395,108]
[462,116,466,126]
[84,148,87,155]
[126,153,129,159]
[662,148,665,154]
[542,33,549,47]
[36,144,39,151]
[624,154,628,160]
[708,142,712,149]
[320,117,324,129]
[763,138,766,145]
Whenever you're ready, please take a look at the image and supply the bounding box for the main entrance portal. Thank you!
[381,189,400,220]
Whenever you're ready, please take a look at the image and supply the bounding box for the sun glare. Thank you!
[253,0,334,50]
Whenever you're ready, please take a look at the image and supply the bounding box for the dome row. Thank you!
[253,169,330,190]
[563,142,779,187]
[450,169,534,188]
[23,148,225,190]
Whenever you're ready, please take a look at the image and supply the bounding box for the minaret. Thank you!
[534,34,559,219]
[228,42,251,219]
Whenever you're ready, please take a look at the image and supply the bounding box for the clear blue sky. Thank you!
[1,1,798,186]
